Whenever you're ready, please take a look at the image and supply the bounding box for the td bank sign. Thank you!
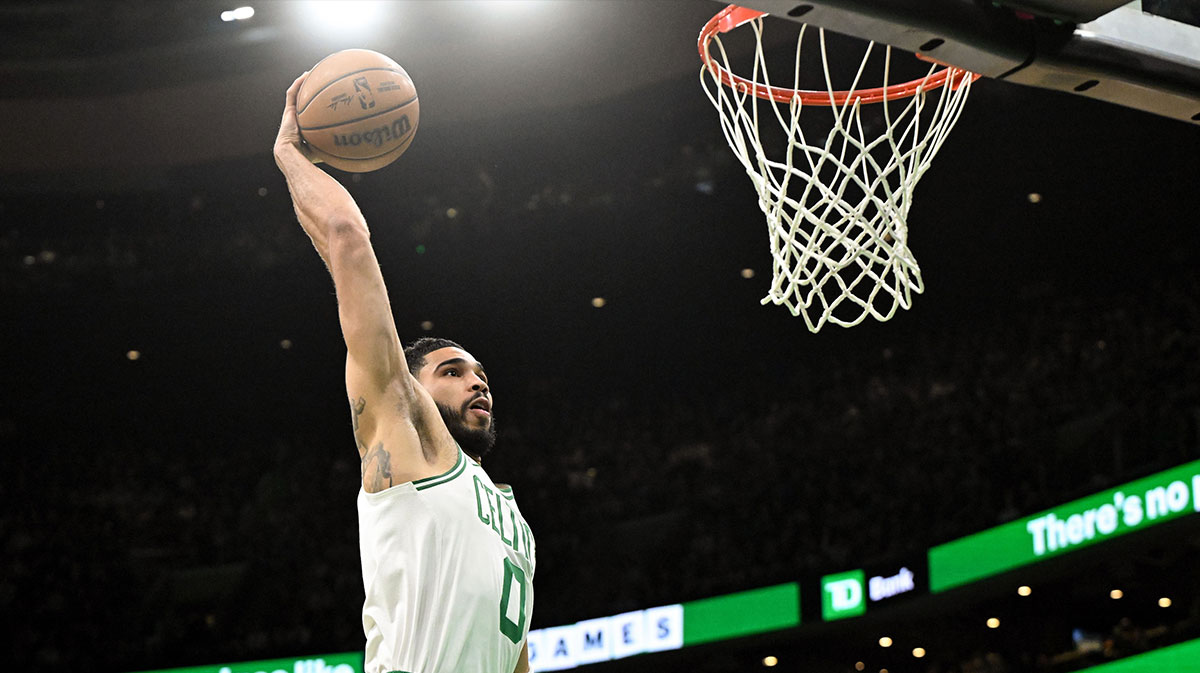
[821,567,917,621]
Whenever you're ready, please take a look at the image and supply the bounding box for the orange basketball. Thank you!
[296,49,419,173]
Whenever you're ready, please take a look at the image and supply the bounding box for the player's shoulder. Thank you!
[409,446,474,491]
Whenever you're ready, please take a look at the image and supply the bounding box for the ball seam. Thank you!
[299,95,418,132]
[297,67,413,116]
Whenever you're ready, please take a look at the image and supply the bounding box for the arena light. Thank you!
[478,0,545,12]
[878,636,893,648]
[221,6,254,22]
[1159,597,1172,608]
[1110,589,1124,599]
[299,1,387,35]
[1017,585,1032,596]
[987,617,1001,629]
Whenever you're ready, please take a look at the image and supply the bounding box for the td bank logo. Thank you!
[822,569,866,621]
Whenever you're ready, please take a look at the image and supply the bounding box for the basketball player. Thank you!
[273,72,535,673]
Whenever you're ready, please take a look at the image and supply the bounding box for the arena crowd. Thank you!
[3,133,1199,673]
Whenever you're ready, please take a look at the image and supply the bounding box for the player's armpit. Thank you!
[348,384,443,492]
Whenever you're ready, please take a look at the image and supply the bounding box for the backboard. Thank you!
[728,0,1200,124]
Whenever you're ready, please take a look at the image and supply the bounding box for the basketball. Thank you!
[296,49,419,173]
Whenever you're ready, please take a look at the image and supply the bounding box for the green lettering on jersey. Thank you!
[473,475,491,526]
[484,485,499,532]
[499,556,529,644]
[508,507,521,552]
[473,475,534,565]
[496,491,513,547]
[521,521,534,559]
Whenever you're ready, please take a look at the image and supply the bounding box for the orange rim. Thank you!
[699,4,979,106]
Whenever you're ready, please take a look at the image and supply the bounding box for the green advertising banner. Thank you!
[929,459,1200,593]
[130,653,361,673]
[682,582,801,646]
[1075,637,1200,673]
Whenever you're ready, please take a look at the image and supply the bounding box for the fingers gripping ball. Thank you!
[297,49,419,173]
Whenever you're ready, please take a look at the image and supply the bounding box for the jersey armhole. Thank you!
[359,448,467,501]
[412,449,467,491]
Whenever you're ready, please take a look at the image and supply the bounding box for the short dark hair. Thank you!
[404,337,465,376]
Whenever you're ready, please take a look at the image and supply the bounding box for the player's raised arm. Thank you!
[273,72,436,487]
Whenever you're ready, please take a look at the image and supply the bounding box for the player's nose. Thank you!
[468,374,488,393]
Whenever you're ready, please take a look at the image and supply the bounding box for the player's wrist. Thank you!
[274,140,322,171]
[273,139,302,160]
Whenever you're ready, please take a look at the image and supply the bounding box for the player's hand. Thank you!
[274,71,322,165]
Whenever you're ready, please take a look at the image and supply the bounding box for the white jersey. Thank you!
[358,447,536,673]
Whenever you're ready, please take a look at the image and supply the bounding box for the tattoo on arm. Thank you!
[351,396,392,490]
[351,396,370,457]
[350,396,366,433]
[361,441,393,491]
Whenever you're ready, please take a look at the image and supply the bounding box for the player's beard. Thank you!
[436,401,497,461]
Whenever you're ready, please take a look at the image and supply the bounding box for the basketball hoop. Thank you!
[699,5,979,332]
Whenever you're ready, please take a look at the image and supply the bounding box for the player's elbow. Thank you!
[329,216,369,242]
[328,219,371,264]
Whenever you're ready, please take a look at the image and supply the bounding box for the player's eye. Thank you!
[445,369,459,376]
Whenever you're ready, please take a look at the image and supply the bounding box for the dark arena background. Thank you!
[3,2,1200,672]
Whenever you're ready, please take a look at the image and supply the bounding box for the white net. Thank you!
[700,16,974,332]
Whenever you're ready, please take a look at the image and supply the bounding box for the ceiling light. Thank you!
[221,6,255,22]
[299,1,387,35]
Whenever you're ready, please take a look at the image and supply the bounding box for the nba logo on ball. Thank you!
[296,49,420,173]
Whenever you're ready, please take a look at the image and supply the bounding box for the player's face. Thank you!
[417,346,496,458]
